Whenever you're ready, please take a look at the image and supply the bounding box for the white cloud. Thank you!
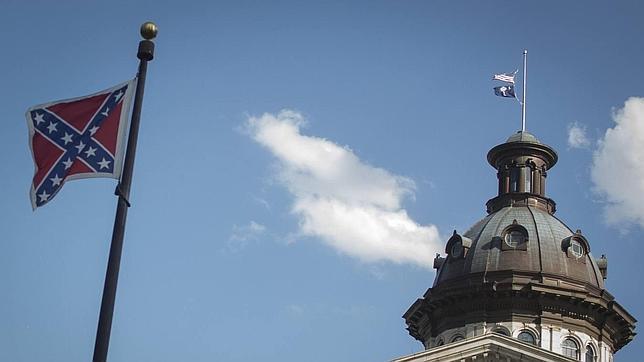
[227,221,266,251]
[567,122,591,149]
[591,97,644,227]
[245,110,441,268]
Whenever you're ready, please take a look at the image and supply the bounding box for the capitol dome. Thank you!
[402,131,636,361]
[435,205,605,290]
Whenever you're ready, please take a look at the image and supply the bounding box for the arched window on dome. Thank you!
[510,167,520,192]
[562,338,580,360]
[524,166,532,193]
[517,330,536,345]
[435,338,444,347]
[585,345,596,362]
[445,231,472,262]
[451,242,463,258]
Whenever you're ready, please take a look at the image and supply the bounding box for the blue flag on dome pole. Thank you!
[494,85,516,98]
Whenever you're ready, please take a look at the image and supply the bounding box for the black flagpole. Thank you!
[92,22,157,362]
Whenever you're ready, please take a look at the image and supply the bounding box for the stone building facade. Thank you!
[394,132,636,362]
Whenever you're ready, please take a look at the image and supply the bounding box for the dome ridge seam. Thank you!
[526,206,544,274]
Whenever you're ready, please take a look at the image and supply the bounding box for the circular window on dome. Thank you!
[570,239,584,258]
[451,241,463,258]
[501,221,529,251]
[505,230,526,247]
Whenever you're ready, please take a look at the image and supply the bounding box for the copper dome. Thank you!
[404,132,636,354]
[434,206,605,290]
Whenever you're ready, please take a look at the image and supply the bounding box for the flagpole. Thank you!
[92,22,157,362]
[521,49,527,132]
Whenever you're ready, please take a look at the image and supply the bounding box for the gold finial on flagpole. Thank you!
[140,22,158,40]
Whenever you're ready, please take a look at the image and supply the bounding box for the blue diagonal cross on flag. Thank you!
[26,79,135,209]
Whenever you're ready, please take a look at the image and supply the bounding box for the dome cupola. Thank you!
[486,131,558,214]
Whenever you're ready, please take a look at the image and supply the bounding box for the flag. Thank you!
[26,79,136,209]
[493,72,516,84]
[494,85,516,98]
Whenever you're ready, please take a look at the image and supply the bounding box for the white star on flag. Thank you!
[47,122,58,134]
[34,113,45,125]
[62,158,73,169]
[98,158,111,169]
[61,132,73,145]
[75,141,86,153]
[50,174,63,186]
[84,146,97,157]
[38,190,50,202]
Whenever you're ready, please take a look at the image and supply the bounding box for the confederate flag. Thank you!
[26,80,135,209]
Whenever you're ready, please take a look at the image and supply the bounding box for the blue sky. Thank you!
[2,1,644,361]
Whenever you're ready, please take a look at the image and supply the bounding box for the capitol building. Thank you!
[394,131,636,361]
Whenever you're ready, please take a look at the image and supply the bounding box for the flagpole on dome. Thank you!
[521,49,527,132]
[92,22,157,362]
